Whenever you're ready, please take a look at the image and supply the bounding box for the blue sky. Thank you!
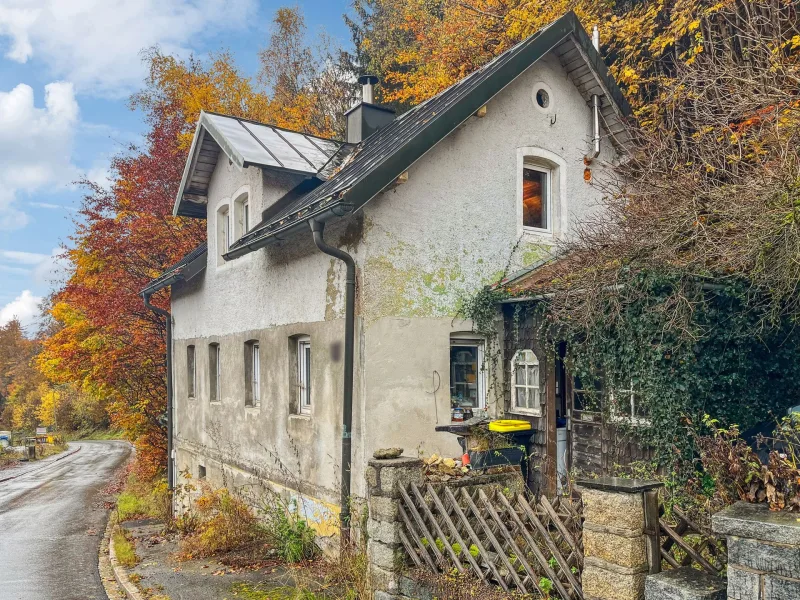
[0,0,352,329]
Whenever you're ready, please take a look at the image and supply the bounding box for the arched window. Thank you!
[511,349,540,415]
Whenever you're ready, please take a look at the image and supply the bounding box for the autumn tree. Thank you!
[40,6,354,478]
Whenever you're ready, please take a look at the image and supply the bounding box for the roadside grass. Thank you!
[116,472,170,522]
[0,448,22,468]
[37,440,69,459]
[230,582,322,600]
[112,529,139,567]
[65,428,123,441]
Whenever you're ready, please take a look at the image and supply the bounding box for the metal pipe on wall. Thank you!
[142,292,175,492]
[309,219,355,546]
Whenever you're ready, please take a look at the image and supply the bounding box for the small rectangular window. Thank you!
[187,345,196,399]
[610,382,650,427]
[511,349,541,415]
[198,464,206,479]
[450,338,485,420]
[245,341,260,407]
[522,166,549,230]
[209,343,221,402]
[297,337,311,415]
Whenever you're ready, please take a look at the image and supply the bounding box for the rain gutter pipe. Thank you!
[142,292,175,492]
[586,26,601,161]
[309,219,355,546]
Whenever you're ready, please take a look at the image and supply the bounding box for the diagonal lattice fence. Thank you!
[398,482,584,598]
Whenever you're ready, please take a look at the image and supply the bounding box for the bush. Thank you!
[116,474,170,522]
[179,484,269,559]
[270,511,318,563]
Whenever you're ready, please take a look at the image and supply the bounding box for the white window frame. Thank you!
[609,381,650,427]
[252,343,260,406]
[187,345,196,399]
[510,349,542,416]
[243,198,249,235]
[297,337,311,415]
[516,147,567,240]
[222,208,230,252]
[521,163,552,234]
[233,190,250,240]
[450,337,486,411]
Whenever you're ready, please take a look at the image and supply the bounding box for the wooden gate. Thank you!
[398,482,584,598]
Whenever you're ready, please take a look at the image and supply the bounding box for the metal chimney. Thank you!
[360,74,378,104]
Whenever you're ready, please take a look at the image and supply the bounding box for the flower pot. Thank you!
[468,446,524,470]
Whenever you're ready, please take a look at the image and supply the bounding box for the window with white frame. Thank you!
[234,193,249,240]
[187,345,196,399]
[522,164,550,231]
[609,381,649,426]
[511,349,541,415]
[209,343,221,402]
[245,340,260,407]
[450,337,485,418]
[297,337,311,415]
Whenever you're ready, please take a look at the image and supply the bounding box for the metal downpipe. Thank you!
[142,292,175,492]
[309,219,356,546]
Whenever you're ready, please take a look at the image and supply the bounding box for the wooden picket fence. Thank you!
[398,482,584,599]
[659,505,727,576]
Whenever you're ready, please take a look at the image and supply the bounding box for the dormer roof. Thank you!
[173,112,345,218]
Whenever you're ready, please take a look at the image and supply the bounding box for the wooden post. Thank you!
[643,488,661,574]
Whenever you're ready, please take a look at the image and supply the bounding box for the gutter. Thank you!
[141,292,174,493]
[309,219,355,547]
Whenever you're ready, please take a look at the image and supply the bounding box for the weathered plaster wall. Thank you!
[357,52,615,462]
[170,49,617,512]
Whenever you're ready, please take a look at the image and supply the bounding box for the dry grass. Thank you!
[113,529,139,567]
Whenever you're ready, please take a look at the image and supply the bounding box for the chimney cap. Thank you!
[358,74,379,86]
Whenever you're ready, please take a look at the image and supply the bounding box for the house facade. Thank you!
[143,13,631,537]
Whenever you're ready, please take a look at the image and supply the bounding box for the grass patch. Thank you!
[113,529,138,567]
[230,583,322,600]
[65,428,123,441]
[37,441,68,459]
[116,473,170,522]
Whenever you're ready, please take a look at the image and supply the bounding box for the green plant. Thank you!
[538,577,554,596]
[469,544,480,558]
[451,542,462,555]
[113,529,138,567]
[271,511,319,563]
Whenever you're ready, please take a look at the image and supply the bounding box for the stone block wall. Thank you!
[365,456,424,600]
[713,502,800,600]
[577,478,663,600]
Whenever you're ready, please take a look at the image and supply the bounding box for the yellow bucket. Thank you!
[488,419,532,433]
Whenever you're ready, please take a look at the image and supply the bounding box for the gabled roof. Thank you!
[174,112,346,218]
[140,242,208,296]
[224,11,632,259]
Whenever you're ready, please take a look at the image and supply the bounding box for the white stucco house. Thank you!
[142,12,631,539]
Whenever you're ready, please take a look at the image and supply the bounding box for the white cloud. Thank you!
[0,247,68,286]
[0,81,79,230]
[0,0,257,97]
[0,289,42,329]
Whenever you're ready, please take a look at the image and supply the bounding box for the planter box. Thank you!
[468,447,524,470]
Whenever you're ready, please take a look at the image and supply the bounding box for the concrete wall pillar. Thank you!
[713,501,800,600]
[365,455,424,600]
[577,478,663,600]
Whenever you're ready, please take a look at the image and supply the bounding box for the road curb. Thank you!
[105,518,147,600]
[0,445,81,483]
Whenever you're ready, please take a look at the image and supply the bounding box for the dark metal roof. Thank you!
[225,11,631,259]
[141,242,208,295]
[173,112,345,218]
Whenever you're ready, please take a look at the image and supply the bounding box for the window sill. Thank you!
[245,405,261,412]
[209,401,222,406]
[521,227,555,241]
[289,413,312,421]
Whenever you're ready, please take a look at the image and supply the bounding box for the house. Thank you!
[141,12,631,538]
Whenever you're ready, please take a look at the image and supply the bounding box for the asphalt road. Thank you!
[0,440,131,600]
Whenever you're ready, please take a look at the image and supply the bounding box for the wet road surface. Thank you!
[0,440,131,600]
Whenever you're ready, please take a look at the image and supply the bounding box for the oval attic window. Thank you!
[535,88,550,109]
